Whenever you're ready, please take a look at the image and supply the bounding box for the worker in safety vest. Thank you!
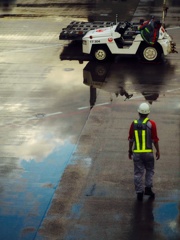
[128,102,160,201]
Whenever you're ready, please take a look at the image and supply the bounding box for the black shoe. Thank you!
[145,187,155,198]
[137,192,144,201]
[124,94,133,101]
[128,94,133,99]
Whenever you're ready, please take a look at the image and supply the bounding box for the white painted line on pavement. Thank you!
[166,88,180,92]
[27,87,180,122]
[46,112,63,117]
[78,106,89,110]
[95,102,111,107]
[96,102,111,106]
[166,27,180,30]
[28,111,63,120]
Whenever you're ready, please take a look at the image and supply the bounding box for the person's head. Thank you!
[137,102,150,118]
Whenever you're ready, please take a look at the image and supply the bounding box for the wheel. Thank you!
[92,45,110,61]
[87,62,110,82]
[139,44,162,62]
[91,64,108,81]
[95,65,107,77]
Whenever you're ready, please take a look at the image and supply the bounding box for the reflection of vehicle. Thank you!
[83,59,175,106]
[0,0,16,9]
[82,21,177,62]
[59,40,92,63]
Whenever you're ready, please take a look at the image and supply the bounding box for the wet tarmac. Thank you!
[0,16,93,239]
[0,0,180,240]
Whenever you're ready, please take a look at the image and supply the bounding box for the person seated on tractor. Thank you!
[139,17,162,45]
[115,21,132,48]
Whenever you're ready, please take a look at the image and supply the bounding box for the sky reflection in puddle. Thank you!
[0,140,75,240]
[154,191,180,239]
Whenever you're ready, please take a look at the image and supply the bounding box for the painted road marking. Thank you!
[166,87,180,92]
[166,27,180,30]
[0,86,179,127]
[26,86,180,122]
[28,111,63,120]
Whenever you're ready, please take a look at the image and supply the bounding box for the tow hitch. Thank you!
[171,41,178,53]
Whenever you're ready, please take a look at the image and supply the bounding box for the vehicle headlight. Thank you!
[83,40,87,45]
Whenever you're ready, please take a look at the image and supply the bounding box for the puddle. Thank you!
[0,140,75,240]
[154,191,180,239]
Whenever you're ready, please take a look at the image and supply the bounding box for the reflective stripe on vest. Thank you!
[133,118,153,153]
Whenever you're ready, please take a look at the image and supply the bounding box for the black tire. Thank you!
[95,64,107,77]
[139,43,162,62]
[92,64,108,82]
[92,45,111,61]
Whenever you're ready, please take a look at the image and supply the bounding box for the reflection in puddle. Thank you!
[83,58,177,108]
[154,191,180,238]
[0,140,75,239]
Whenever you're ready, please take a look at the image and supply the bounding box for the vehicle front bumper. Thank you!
[159,39,177,55]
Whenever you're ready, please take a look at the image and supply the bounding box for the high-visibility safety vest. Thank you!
[133,118,153,153]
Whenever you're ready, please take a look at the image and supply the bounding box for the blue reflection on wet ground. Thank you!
[0,140,75,240]
[154,192,180,239]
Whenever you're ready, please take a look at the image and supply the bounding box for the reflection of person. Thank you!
[115,87,133,101]
[128,103,160,201]
[142,91,159,104]
[163,4,169,17]
[129,199,155,240]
